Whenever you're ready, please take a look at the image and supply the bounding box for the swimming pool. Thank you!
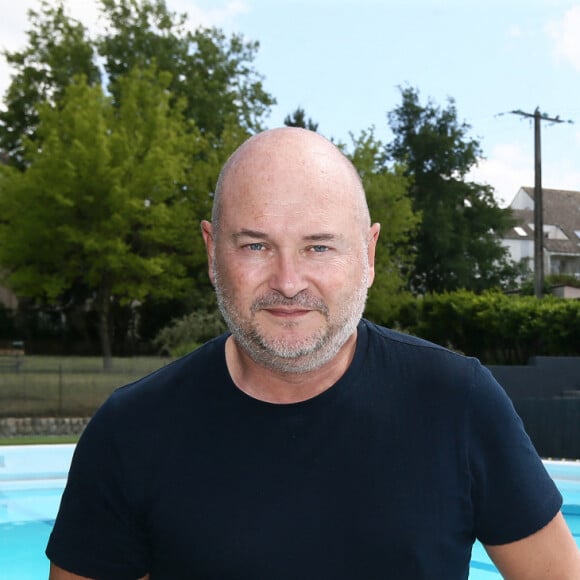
[0,445,72,579]
[1,445,579,579]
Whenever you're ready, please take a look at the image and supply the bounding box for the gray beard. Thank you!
[213,265,369,374]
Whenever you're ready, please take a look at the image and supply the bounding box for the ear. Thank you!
[366,223,381,288]
[200,220,216,286]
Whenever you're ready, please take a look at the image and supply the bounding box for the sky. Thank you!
[2,0,580,206]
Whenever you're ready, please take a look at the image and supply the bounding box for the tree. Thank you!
[97,0,275,135]
[0,0,100,168]
[284,107,319,131]
[387,87,517,294]
[0,68,217,369]
[347,129,420,323]
[0,0,274,162]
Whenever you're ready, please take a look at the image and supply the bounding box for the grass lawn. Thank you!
[0,434,79,446]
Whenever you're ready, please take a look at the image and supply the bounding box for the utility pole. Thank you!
[509,108,572,298]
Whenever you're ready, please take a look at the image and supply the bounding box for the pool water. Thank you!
[0,445,72,579]
[1,520,55,579]
[1,445,579,579]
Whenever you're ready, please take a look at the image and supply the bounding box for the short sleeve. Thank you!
[46,394,151,579]
[467,363,562,545]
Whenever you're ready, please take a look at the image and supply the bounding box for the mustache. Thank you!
[251,292,329,315]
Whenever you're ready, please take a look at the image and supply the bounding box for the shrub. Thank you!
[367,290,580,364]
[154,309,227,357]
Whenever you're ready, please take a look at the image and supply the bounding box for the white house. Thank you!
[503,187,580,279]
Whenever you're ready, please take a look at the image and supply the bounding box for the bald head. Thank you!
[211,128,370,235]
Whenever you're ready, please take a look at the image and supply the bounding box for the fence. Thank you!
[0,355,172,418]
[488,357,580,460]
[513,398,580,460]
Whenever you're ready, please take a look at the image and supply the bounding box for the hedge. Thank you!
[373,290,580,364]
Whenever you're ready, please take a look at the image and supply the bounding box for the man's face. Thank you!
[203,135,378,374]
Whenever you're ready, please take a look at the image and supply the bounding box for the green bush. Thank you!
[154,309,227,357]
[368,290,580,364]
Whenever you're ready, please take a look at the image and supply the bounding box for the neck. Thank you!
[224,332,357,404]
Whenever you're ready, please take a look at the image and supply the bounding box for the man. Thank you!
[47,128,580,579]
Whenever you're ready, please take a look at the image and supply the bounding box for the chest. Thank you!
[144,399,473,579]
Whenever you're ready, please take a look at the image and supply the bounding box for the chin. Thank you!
[259,324,327,352]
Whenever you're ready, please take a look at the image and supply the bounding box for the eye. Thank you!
[310,245,329,253]
[246,242,266,251]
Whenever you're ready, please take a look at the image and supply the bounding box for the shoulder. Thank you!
[111,333,229,407]
[363,318,480,358]
[80,334,230,445]
[360,318,484,381]
[66,334,231,491]
[357,318,509,418]
[362,318,463,357]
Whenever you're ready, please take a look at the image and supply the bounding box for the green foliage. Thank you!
[513,273,580,296]
[154,309,227,357]
[0,0,100,167]
[387,87,518,293]
[346,129,420,322]
[97,0,274,134]
[379,290,580,364]
[0,0,272,164]
[546,274,580,290]
[284,107,319,131]
[0,68,220,365]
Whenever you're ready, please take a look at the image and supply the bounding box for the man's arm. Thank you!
[485,512,580,579]
[49,562,150,580]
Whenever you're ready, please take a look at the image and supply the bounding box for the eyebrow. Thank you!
[232,229,269,242]
[303,233,342,242]
[231,229,343,243]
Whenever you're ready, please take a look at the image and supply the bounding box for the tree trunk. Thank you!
[97,282,113,371]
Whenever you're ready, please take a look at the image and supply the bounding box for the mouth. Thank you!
[251,294,328,320]
[263,308,313,318]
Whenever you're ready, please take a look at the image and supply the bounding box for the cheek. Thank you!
[217,259,263,304]
[318,256,366,287]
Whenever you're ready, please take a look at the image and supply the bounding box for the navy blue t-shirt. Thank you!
[46,320,562,579]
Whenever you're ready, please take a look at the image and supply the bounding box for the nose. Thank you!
[269,251,309,298]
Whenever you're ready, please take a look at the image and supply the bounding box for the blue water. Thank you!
[0,445,72,579]
[0,445,579,579]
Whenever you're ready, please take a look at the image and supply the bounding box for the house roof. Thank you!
[505,187,580,256]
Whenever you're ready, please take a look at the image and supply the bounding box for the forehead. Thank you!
[218,139,364,231]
